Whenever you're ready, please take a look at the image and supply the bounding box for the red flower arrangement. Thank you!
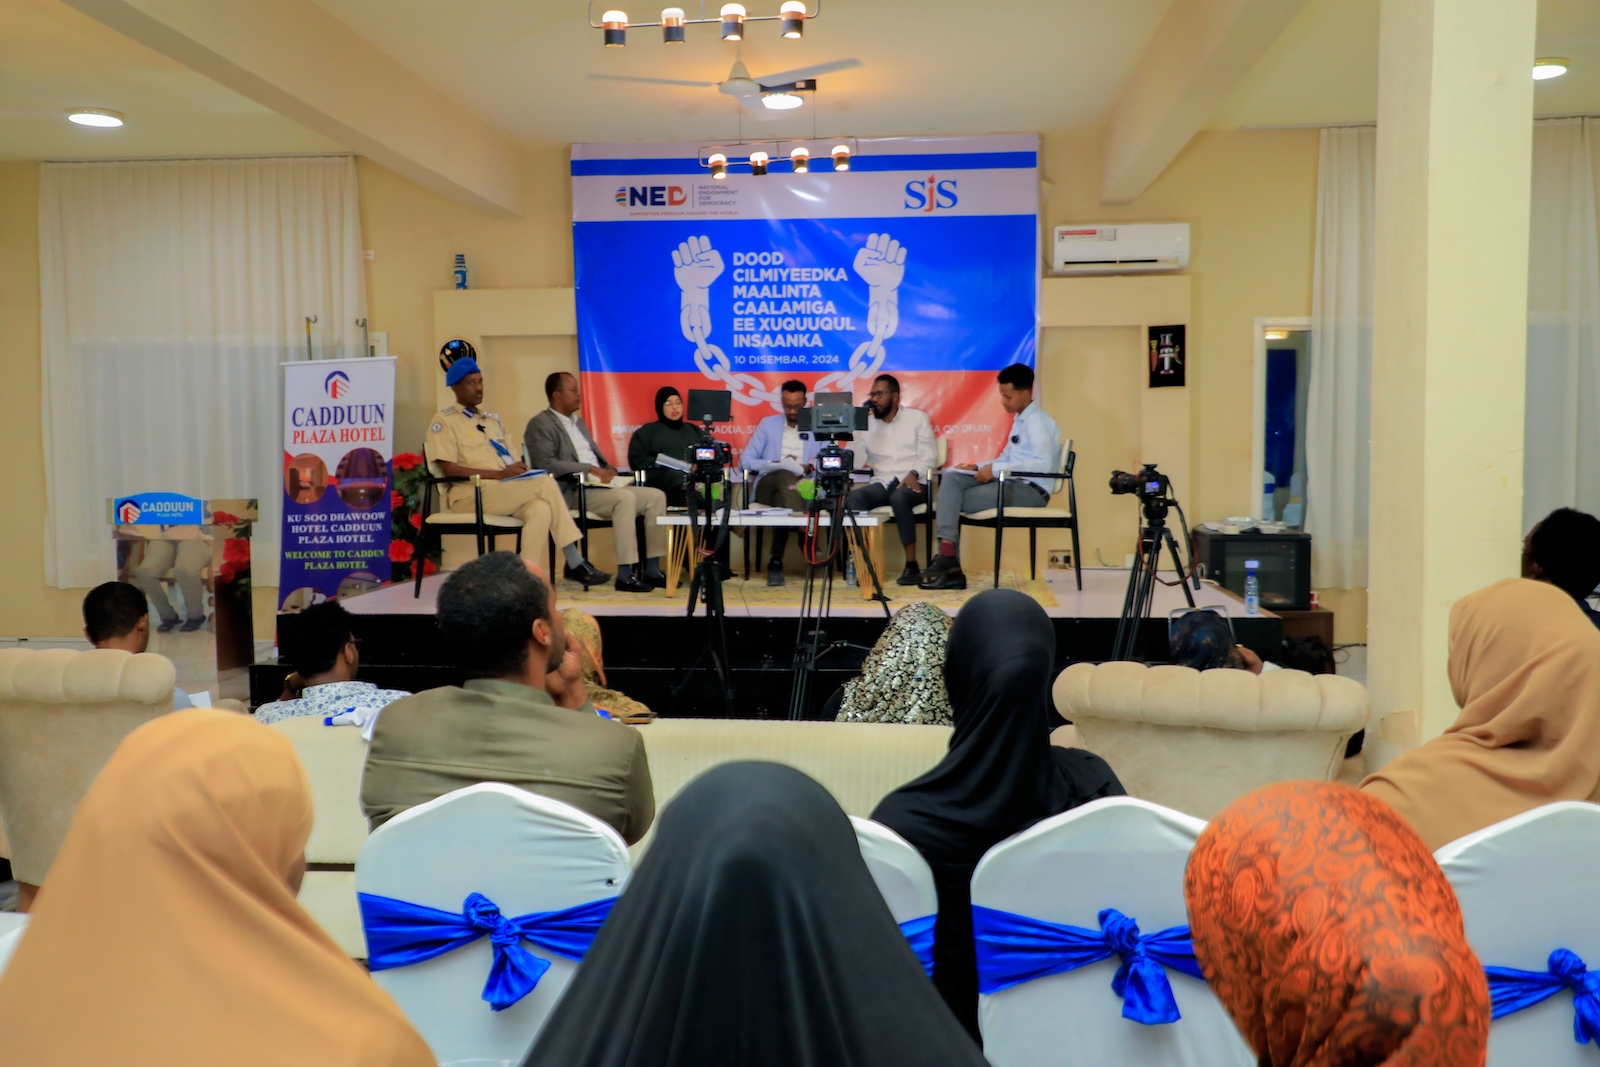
[387,453,439,582]
[390,490,405,510]
[389,540,415,564]
[392,452,422,472]
[218,537,252,585]
[211,510,241,527]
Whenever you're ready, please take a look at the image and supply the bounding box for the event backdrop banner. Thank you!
[279,357,396,609]
[571,134,1039,465]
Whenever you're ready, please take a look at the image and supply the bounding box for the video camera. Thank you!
[1108,462,1170,501]
[684,389,735,486]
[798,392,870,498]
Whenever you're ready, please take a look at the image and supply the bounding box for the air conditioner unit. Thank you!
[1051,223,1189,275]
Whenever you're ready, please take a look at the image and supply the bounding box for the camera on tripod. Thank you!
[684,389,735,486]
[1109,462,1170,501]
[797,392,869,499]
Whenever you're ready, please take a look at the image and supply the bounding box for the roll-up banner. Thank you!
[279,357,396,608]
[571,134,1039,464]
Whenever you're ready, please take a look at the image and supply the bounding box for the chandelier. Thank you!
[590,1,818,46]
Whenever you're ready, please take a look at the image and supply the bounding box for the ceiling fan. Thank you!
[588,47,861,116]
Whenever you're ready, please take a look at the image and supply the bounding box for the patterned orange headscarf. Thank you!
[1184,781,1489,1067]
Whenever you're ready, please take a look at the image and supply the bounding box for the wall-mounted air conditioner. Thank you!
[1051,223,1190,275]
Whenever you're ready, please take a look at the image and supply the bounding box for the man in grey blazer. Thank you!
[524,372,669,593]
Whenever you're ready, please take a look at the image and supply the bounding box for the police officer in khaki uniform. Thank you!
[427,355,610,586]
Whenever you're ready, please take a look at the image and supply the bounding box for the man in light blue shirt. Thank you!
[743,380,822,586]
[921,363,1060,590]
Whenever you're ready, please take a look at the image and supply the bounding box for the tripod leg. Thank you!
[1161,527,1198,608]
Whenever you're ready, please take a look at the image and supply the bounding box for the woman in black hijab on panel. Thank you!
[872,588,1126,1040]
[521,761,990,1067]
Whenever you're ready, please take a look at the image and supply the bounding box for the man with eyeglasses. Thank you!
[849,374,938,586]
[254,601,409,731]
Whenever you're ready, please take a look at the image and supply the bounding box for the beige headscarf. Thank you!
[0,709,433,1067]
[1362,578,1600,851]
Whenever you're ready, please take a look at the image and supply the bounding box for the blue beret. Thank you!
[444,356,481,386]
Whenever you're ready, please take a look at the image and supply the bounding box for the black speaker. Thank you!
[1189,528,1313,610]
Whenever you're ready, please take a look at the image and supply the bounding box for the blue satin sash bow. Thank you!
[1486,948,1600,1045]
[359,891,616,1011]
[972,905,1204,1025]
[899,914,936,977]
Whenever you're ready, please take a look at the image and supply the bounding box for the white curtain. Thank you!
[1305,126,1376,590]
[1525,118,1600,527]
[39,156,367,589]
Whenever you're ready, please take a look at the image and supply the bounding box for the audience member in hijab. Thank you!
[834,601,954,725]
[562,607,655,723]
[0,709,434,1067]
[1185,781,1490,1067]
[871,588,1125,1039]
[522,762,989,1067]
[628,386,700,507]
[1522,506,1600,629]
[1362,577,1600,851]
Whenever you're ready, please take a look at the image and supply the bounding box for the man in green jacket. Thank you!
[361,552,655,843]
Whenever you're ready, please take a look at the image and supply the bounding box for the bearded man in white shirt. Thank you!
[848,374,938,586]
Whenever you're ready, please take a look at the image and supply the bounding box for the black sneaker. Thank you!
[897,562,922,586]
[767,560,786,587]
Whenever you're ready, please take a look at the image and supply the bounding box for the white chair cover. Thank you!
[355,783,631,1067]
[971,796,1252,1067]
[0,912,28,979]
[851,816,937,924]
[1435,801,1600,1067]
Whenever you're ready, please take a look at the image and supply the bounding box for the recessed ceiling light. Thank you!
[1534,58,1569,81]
[1264,329,1290,341]
[67,108,124,128]
[761,91,803,110]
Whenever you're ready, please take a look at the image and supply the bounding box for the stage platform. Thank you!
[251,566,1282,719]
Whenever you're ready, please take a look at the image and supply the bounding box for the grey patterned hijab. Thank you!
[836,602,953,725]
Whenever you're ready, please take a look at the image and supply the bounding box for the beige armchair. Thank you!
[1052,661,1368,820]
[0,648,175,908]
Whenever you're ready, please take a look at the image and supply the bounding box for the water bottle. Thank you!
[1244,559,1260,616]
[453,253,468,290]
[845,552,857,586]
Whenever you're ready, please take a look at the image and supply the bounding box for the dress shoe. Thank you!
[563,562,612,588]
[613,574,652,594]
[642,571,668,589]
[180,616,206,632]
[922,554,960,575]
[897,562,922,586]
[767,560,786,588]
[919,567,967,591]
[156,618,180,633]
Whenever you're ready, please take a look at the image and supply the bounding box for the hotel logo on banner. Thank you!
[109,492,206,526]
[290,374,388,445]
[325,370,351,399]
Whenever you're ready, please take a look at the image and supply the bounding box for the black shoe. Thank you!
[923,555,959,575]
[156,618,180,633]
[180,616,206,632]
[767,561,786,588]
[614,574,652,593]
[897,562,922,586]
[563,562,611,588]
[642,571,668,589]
[919,568,967,591]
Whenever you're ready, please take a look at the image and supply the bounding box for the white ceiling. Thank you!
[3,0,1599,166]
[0,0,340,161]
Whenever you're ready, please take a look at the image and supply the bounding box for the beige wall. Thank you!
[0,128,1322,636]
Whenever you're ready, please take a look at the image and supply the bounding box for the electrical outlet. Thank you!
[1046,550,1072,570]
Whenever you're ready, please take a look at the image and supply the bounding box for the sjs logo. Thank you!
[618,185,687,207]
[903,175,959,212]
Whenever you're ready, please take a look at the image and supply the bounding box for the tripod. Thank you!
[786,488,891,720]
[1110,496,1198,662]
[670,475,736,717]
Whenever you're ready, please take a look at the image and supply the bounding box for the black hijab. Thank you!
[654,386,684,430]
[871,588,1124,1038]
[522,762,988,1067]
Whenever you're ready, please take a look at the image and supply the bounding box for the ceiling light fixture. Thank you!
[601,9,628,45]
[1534,57,1569,80]
[67,108,124,128]
[661,6,686,42]
[761,91,804,110]
[831,143,850,171]
[780,1,806,38]
[790,146,810,172]
[1264,329,1290,341]
[709,152,728,179]
[589,1,819,44]
[749,150,769,176]
[699,140,853,178]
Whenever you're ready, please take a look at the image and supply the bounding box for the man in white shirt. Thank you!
[921,363,1061,591]
[83,581,194,709]
[524,372,669,594]
[848,374,938,585]
[254,601,409,733]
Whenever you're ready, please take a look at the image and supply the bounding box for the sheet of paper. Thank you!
[190,690,212,708]
[502,468,548,482]
[654,453,692,473]
[754,459,804,476]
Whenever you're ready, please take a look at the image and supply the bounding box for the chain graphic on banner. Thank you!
[672,233,907,409]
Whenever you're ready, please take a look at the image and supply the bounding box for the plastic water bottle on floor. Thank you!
[845,552,857,586]
[1244,559,1260,616]
[453,253,468,290]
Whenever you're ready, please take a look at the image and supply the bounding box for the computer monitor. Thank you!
[684,388,733,425]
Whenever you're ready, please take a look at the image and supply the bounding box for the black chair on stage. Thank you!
[955,438,1082,590]
[412,443,524,598]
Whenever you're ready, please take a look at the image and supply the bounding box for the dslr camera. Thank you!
[1108,462,1170,501]
[798,392,870,499]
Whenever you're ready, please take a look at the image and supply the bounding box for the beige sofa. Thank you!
[0,648,175,905]
[270,715,954,956]
[1053,662,1369,820]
